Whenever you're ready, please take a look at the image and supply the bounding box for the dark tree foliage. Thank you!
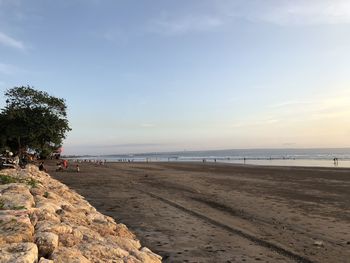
[0,86,71,158]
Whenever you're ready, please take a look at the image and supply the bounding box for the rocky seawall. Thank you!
[0,165,162,263]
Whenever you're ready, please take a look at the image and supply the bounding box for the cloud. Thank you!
[0,31,24,50]
[259,0,350,25]
[226,0,350,26]
[266,89,350,125]
[214,0,350,26]
[146,0,350,37]
[148,14,223,35]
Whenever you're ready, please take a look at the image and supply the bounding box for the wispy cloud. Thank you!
[259,0,350,26]
[266,89,350,124]
[147,0,350,37]
[148,14,223,35]
[223,0,350,26]
[0,31,24,50]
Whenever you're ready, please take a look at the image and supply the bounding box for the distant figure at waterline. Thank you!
[333,158,339,166]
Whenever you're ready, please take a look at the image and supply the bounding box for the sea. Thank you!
[69,148,350,168]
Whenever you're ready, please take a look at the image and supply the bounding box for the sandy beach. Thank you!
[48,162,350,263]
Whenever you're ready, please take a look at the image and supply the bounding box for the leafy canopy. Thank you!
[0,86,71,158]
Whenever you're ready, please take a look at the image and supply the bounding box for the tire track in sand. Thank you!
[138,189,314,263]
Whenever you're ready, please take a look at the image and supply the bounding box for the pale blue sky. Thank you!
[1,0,350,155]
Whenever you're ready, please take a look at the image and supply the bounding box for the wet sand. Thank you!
[48,162,350,263]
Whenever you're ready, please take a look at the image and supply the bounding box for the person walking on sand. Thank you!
[76,164,80,172]
[63,159,68,169]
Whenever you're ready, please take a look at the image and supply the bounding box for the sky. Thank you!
[0,0,350,155]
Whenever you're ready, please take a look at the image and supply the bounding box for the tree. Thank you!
[0,86,71,158]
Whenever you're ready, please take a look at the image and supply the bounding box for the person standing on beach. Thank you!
[56,161,63,171]
[333,157,339,166]
[39,162,47,172]
[62,159,68,169]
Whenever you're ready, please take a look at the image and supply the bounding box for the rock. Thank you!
[313,240,324,247]
[32,208,61,224]
[112,236,142,251]
[115,223,136,239]
[0,183,35,210]
[141,247,162,261]
[36,222,73,235]
[59,232,82,247]
[75,226,105,242]
[38,257,54,263]
[35,232,59,258]
[0,242,38,263]
[29,210,39,226]
[131,248,163,263]
[50,247,91,263]
[123,256,143,263]
[35,199,61,214]
[0,211,34,244]
[79,242,130,262]
[59,210,90,226]
[0,166,162,263]
[29,184,46,196]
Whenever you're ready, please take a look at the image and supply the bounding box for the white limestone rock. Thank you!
[0,242,38,263]
[38,257,54,263]
[0,210,34,245]
[0,183,35,210]
[0,166,162,263]
[35,232,59,258]
[50,247,91,263]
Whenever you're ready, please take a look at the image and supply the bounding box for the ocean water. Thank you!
[71,148,350,168]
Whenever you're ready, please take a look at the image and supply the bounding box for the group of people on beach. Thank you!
[56,159,80,172]
[74,159,107,165]
[37,160,79,173]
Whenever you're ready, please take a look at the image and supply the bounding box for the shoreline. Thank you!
[67,158,350,169]
[62,147,350,168]
[49,161,350,262]
[70,159,350,171]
